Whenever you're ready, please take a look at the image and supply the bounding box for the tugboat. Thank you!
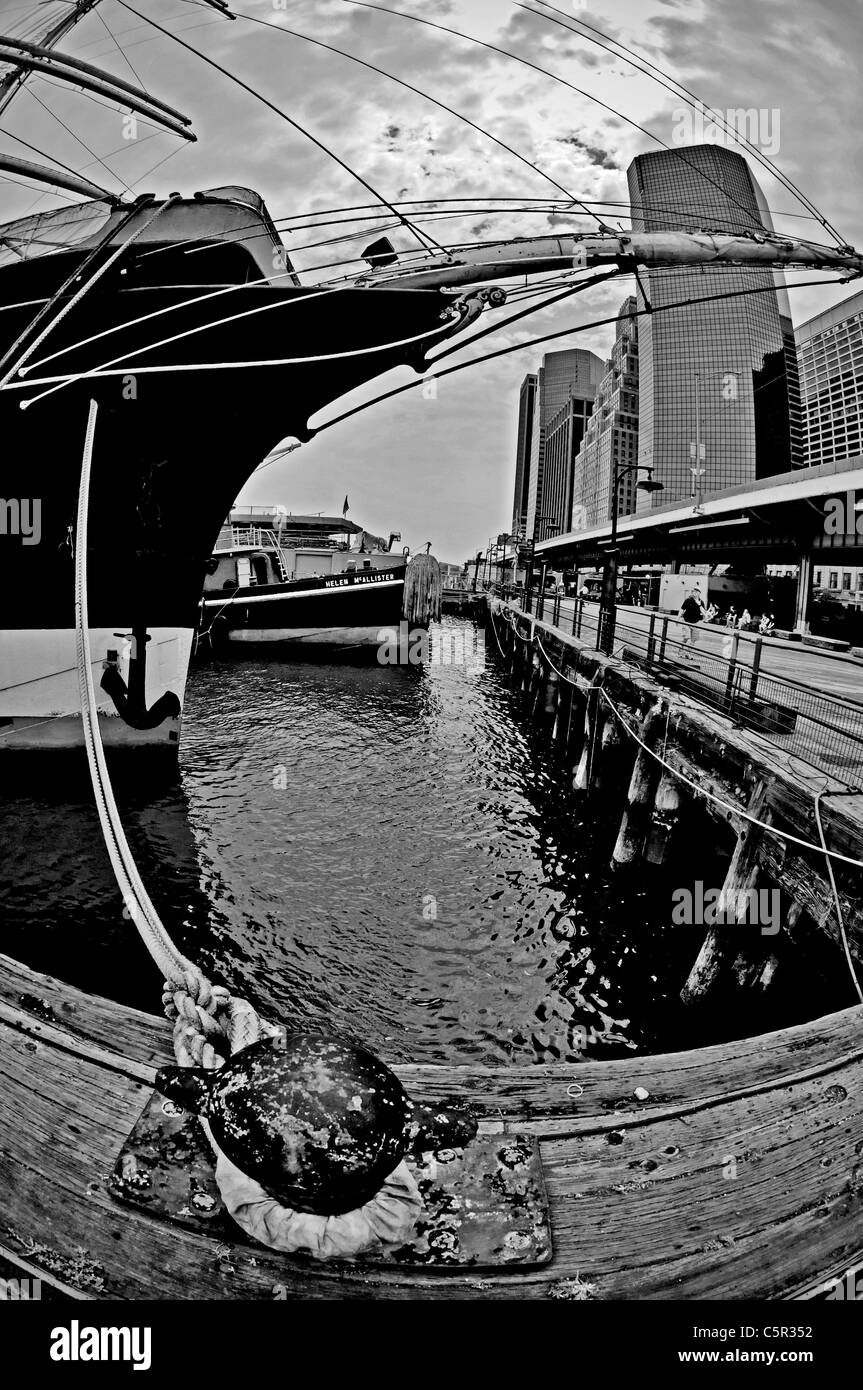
[198,507,410,655]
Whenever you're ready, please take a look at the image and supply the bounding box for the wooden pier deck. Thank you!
[2,952,861,1300]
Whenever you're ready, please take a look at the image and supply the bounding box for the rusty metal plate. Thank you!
[109,1091,226,1230]
[109,1092,552,1268]
[378,1134,552,1268]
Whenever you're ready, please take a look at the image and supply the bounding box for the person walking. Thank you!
[679,588,705,659]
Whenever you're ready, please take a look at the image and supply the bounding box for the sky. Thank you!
[2,0,861,560]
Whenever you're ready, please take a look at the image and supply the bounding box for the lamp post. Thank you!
[598,462,664,655]
[691,368,739,513]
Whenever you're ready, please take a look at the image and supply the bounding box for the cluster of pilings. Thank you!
[487,598,863,1016]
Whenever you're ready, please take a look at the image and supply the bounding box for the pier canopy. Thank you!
[535,456,863,570]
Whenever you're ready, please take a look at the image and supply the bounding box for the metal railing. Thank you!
[218,526,348,553]
[486,583,863,789]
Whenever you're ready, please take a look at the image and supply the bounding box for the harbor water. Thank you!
[1,615,823,1065]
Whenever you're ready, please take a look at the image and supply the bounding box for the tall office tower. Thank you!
[571,297,640,530]
[523,348,604,540]
[512,373,537,537]
[795,288,863,466]
[542,390,598,538]
[627,145,803,512]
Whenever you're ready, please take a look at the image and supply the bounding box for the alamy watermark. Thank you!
[671,100,780,156]
[376,622,485,671]
[0,498,40,545]
[823,490,863,536]
[672,881,781,935]
[0,1276,41,1299]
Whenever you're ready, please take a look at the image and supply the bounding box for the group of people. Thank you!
[678,590,776,659]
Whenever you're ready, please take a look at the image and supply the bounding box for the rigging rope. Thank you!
[333,0,774,238]
[527,1,847,248]
[310,275,851,434]
[13,309,459,407]
[0,194,178,388]
[226,4,600,225]
[114,0,441,256]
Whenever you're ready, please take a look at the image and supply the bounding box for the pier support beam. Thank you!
[644,770,683,866]
[681,783,775,1004]
[573,672,604,793]
[612,703,664,864]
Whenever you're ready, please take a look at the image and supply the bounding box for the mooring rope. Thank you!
[73,398,271,1069]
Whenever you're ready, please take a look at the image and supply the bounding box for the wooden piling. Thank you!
[543,668,559,718]
[612,703,664,865]
[573,672,604,793]
[644,770,683,866]
[681,783,774,1005]
[552,678,572,745]
[593,706,630,796]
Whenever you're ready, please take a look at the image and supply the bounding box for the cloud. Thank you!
[2,0,855,559]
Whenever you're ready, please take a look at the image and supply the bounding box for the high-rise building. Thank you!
[571,297,640,530]
[520,349,604,541]
[627,145,803,512]
[512,373,537,538]
[542,392,597,538]
[795,288,863,467]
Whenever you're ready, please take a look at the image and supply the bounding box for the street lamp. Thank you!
[597,462,664,655]
[691,368,740,513]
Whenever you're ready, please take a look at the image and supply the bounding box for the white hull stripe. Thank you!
[201,578,403,607]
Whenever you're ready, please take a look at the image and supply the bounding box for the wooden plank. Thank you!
[2,954,863,1298]
[2,1013,863,1299]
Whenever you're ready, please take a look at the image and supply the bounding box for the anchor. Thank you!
[101,622,181,731]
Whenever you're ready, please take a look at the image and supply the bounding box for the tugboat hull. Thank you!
[200,569,405,653]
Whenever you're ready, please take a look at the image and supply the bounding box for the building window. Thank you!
[829,571,838,589]
[843,571,852,590]
[815,570,822,586]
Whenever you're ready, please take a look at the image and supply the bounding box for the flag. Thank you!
[342,496,349,516]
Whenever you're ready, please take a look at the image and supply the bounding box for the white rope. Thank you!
[0,196,180,390]
[21,265,310,374]
[13,315,459,410]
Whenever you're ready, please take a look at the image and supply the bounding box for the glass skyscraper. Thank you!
[795,287,863,467]
[627,145,803,513]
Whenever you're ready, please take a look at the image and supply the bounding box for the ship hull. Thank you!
[0,263,455,750]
